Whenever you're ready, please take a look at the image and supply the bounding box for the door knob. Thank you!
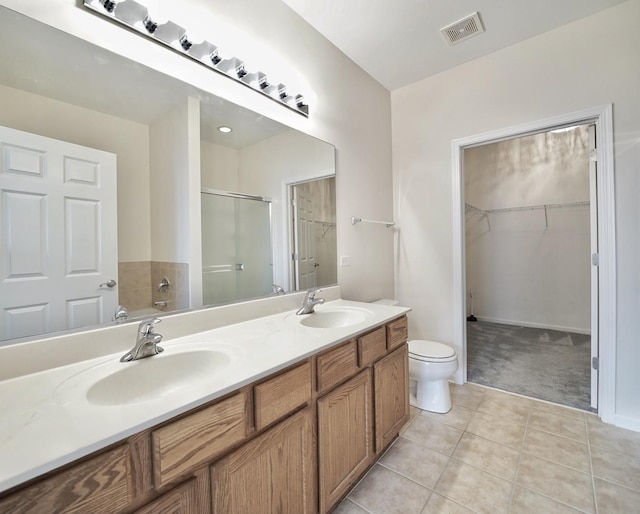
[99,279,117,288]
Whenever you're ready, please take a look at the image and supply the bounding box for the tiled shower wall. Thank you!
[118,261,152,312]
[118,261,189,315]
[151,261,189,313]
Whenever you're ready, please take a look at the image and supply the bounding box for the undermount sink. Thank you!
[56,342,241,407]
[298,307,374,328]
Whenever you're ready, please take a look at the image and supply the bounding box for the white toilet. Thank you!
[408,340,458,413]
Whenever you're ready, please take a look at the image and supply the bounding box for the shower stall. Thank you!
[201,189,273,305]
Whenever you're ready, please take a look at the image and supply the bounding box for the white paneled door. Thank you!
[293,187,317,290]
[0,126,117,341]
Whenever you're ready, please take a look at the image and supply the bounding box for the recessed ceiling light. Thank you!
[218,126,232,133]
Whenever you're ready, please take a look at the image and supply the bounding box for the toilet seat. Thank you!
[409,340,457,363]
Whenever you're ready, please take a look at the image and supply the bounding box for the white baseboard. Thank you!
[473,316,591,335]
[611,413,640,433]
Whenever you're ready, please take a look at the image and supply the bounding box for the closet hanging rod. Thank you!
[351,216,395,228]
[466,201,590,215]
[485,201,590,214]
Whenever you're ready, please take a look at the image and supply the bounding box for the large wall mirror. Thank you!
[0,6,336,344]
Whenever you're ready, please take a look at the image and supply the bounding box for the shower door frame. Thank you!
[451,104,616,422]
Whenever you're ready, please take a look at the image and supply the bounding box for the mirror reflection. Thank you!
[201,190,274,307]
[0,6,336,343]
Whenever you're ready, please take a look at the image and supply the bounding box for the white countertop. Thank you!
[0,299,410,493]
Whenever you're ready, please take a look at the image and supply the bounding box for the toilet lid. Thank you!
[409,340,456,361]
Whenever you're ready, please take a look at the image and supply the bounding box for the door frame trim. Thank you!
[451,104,616,422]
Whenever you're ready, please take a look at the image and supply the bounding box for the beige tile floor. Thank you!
[335,383,640,514]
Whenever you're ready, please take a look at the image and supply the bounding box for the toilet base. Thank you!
[411,378,452,413]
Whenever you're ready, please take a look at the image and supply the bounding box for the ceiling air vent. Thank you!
[441,12,485,46]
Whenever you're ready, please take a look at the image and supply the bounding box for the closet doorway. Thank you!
[463,125,594,410]
[452,105,616,419]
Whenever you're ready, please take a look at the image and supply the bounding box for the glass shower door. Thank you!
[201,191,273,305]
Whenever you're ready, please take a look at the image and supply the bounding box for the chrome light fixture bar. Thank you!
[84,0,309,117]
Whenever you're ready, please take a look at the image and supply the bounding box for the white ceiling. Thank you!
[282,0,628,90]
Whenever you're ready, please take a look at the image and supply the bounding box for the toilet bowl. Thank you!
[408,340,458,413]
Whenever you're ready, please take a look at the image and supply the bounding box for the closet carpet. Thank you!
[466,321,592,411]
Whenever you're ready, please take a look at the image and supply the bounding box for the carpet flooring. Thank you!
[466,320,593,411]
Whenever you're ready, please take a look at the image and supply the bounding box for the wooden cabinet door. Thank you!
[135,475,206,514]
[317,369,373,514]
[211,407,315,514]
[374,344,410,453]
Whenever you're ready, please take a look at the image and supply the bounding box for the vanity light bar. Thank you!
[84,0,309,117]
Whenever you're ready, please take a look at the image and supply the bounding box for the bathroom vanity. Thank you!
[0,295,410,513]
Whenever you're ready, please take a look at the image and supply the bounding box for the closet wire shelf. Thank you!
[465,201,590,230]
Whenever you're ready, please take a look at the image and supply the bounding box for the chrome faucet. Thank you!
[120,318,164,362]
[113,304,129,322]
[296,288,325,315]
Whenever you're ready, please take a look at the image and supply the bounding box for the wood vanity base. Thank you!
[0,315,409,514]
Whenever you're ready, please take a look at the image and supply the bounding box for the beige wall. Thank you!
[201,141,240,191]
[149,97,202,306]
[465,127,591,210]
[392,1,640,427]
[0,84,151,263]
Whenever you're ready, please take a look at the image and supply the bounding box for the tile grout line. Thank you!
[518,417,594,476]
[585,420,600,514]
[514,484,594,514]
[376,461,435,491]
[430,390,508,513]
[508,406,531,512]
[344,497,375,514]
[360,462,434,514]
[412,402,478,513]
[518,404,597,513]
[525,424,589,445]
[354,432,437,514]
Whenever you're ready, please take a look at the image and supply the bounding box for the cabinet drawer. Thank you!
[316,340,358,394]
[151,392,248,489]
[358,326,387,367]
[0,444,139,514]
[254,361,312,431]
[387,316,408,350]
